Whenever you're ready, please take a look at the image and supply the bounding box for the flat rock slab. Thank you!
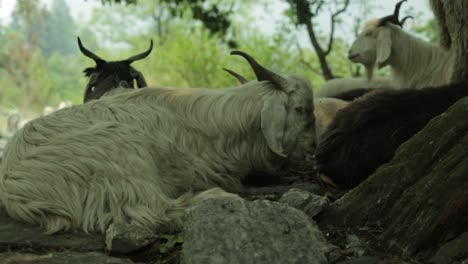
[183,198,328,264]
[0,207,104,252]
[0,251,133,264]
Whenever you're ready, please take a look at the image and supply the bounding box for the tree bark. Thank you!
[319,96,468,261]
[304,22,334,80]
[441,0,468,82]
[430,0,451,49]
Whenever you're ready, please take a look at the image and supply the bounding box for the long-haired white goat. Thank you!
[0,51,315,234]
[348,0,454,89]
[314,76,393,100]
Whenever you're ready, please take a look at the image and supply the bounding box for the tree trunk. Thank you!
[319,96,468,262]
[442,0,468,82]
[430,0,451,49]
[304,22,334,80]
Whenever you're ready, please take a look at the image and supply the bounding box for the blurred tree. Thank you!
[97,0,238,47]
[97,0,137,4]
[285,0,349,80]
[40,0,77,57]
[0,1,70,111]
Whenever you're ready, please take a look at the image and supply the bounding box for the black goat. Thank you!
[314,81,468,189]
[331,88,379,101]
[78,37,153,103]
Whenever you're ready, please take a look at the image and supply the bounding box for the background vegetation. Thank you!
[0,0,435,127]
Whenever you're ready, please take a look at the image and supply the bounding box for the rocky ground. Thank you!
[0,175,420,264]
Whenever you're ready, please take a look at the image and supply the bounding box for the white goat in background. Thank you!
[348,0,454,89]
[314,76,393,99]
[0,51,315,235]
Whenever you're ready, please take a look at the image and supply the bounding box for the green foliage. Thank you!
[40,0,78,57]
[47,54,85,104]
[412,18,437,44]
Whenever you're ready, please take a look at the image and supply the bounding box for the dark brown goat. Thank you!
[330,88,380,101]
[78,37,153,103]
[314,81,468,189]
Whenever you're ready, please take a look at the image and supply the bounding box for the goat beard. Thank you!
[365,64,374,81]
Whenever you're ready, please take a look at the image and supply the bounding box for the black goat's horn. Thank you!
[379,0,409,27]
[400,15,414,27]
[77,37,106,64]
[124,40,153,63]
[230,50,288,91]
[223,68,248,84]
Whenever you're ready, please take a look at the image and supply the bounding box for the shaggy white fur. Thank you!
[349,23,454,89]
[0,76,315,234]
[315,76,394,98]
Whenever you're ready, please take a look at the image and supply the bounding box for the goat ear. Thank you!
[261,95,288,158]
[83,73,98,103]
[130,68,148,88]
[375,28,392,69]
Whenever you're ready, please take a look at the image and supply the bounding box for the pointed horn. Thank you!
[230,50,288,91]
[124,39,153,63]
[378,0,408,27]
[77,37,106,64]
[400,15,413,27]
[223,68,248,84]
[394,0,406,19]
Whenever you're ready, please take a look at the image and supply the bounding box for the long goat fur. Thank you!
[0,75,314,234]
[349,22,454,89]
[385,23,454,88]
[315,77,393,100]
[314,80,468,189]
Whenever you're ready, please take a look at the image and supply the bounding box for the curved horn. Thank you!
[124,40,154,63]
[222,68,248,84]
[230,50,288,91]
[400,15,414,27]
[77,37,106,64]
[378,0,408,27]
[393,0,406,18]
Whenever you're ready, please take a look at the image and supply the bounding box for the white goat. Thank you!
[0,51,315,235]
[314,98,348,141]
[314,76,394,99]
[348,0,454,89]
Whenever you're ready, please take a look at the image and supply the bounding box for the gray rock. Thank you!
[345,234,366,257]
[182,198,328,264]
[0,251,133,264]
[105,223,159,254]
[430,231,468,264]
[0,206,104,252]
[278,188,330,218]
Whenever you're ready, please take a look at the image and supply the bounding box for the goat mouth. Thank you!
[348,53,359,61]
